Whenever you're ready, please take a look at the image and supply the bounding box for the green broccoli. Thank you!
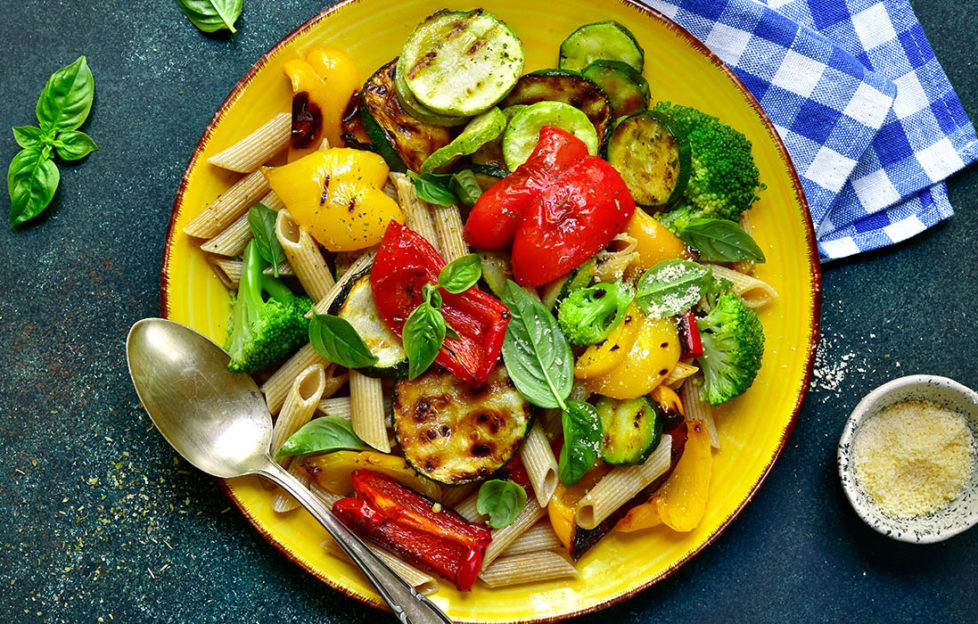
[653,102,763,232]
[225,240,312,373]
[694,292,764,406]
[557,282,634,345]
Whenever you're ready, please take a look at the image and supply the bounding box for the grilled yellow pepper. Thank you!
[301,450,442,502]
[283,48,358,159]
[625,209,694,276]
[263,148,404,251]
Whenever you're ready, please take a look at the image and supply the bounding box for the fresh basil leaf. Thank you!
[445,321,461,341]
[408,171,459,207]
[275,416,369,459]
[635,260,712,318]
[53,130,98,161]
[8,148,59,228]
[35,56,95,133]
[403,302,445,380]
[309,313,379,369]
[247,203,286,277]
[438,253,482,294]
[558,400,602,486]
[12,126,44,149]
[677,218,765,263]
[476,479,527,529]
[421,282,443,309]
[176,0,243,33]
[450,169,483,207]
[500,280,573,410]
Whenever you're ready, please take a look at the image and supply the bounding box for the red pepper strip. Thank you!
[332,496,484,591]
[678,309,703,360]
[464,126,635,287]
[350,469,492,552]
[371,221,510,386]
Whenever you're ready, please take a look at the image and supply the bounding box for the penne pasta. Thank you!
[429,203,469,262]
[317,394,392,421]
[520,423,559,507]
[391,172,442,251]
[271,462,311,513]
[350,370,390,453]
[452,491,487,524]
[275,209,335,302]
[439,482,479,508]
[500,521,563,557]
[681,380,720,448]
[322,537,440,596]
[261,343,331,415]
[312,251,375,315]
[321,368,348,401]
[207,112,291,173]
[206,256,292,290]
[574,435,673,530]
[270,364,327,463]
[183,170,270,239]
[594,232,638,283]
[709,264,778,310]
[479,551,578,588]
[665,361,699,389]
[199,190,283,257]
[481,499,546,570]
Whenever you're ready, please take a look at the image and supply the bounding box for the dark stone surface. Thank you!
[1,1,975,622]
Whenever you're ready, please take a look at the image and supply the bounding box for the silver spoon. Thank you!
[126,317,452,624]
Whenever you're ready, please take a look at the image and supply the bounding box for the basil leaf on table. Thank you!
[408,171,459,207]
[8,148,59,227]
[476,479,527,529]
[677,218,765,263]
[635,260,712,318]
[12,126,45,149]
[403,301,446,380]
[500,280,573,410]
[438,253,482,294]
[53,130,98,161]
[176,0,243,34]
[308,313,379,369]
[275,416,369,459]
[558,400,602,486]
[35,56,95,133]
[247,203,286,277]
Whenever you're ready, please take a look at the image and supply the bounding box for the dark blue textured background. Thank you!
[1,1,976,622]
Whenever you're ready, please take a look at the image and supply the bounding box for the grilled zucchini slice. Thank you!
[394,366,532,485]
[398,10,525,117]
[420,107,507,173]
[500,70,613,148]
[582,60,650,117]
[360,60,454,172]
[502,101,598,170]
[558,21,644,74]
[394,66,470,127]
[607,110,691,207]
[595,396,662,465]
[328,268,408,378]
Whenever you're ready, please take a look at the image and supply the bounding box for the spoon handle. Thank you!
[258,460,453,624]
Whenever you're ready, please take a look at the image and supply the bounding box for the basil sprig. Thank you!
[309,313,379,369]
[477,479,527,529]
[438,253,481,294]
[176,0,243,34]
[635,260,712,319]
[677,218,765,263]
[8,56,97,228]
[275,416,369,459]
[558,400,603,486]
[247,203,286,277]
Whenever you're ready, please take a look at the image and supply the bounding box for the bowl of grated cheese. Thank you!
[838,375,978,543]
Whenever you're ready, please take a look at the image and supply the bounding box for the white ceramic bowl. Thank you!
[838,375,978,543]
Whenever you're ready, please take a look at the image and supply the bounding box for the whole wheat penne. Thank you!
[520,423,558,507]
[207,257,292,290]
[184,170,270,239]
[429,203,468,261]
[270,364,327,463]
[312,251,375,315]
[452,491,487,524]
[391,172,441,251]
[479,551,578,588]
[261,343,331,415]
[681,381,720,448]
[574,435,673,530]
[322,538,439,596]
[665,361,699,389]
[440,482,479,508]
[200,191,285,256]
[318,395,392,421]
[594,233,638,283]
[207,112,291,173]
[271,462,311,513]
[500,521,563,557]
[350,370,390,453]
[275,209,335,302]
[709,264,778,310]
[481,499,546,570]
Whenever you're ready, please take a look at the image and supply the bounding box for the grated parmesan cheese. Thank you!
[853,401,976,518]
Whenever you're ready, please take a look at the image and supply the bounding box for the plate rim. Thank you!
[160,0,822,620]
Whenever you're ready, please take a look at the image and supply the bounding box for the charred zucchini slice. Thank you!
[558,21,644,74]
[500,70,613,148]
[607,110,691,207]
[328,268,408,378]
[360,60,454,172]
[502,101,598,170]
[393,66,470,128]
[420,107,507,173]
[394,366,532,485]
[398,10,525,116]
[595,396,662,465]
[582,60,650,117]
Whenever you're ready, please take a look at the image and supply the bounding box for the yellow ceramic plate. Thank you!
[162,0,821,621]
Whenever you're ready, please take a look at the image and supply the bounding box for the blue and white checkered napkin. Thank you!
[642,0,978,261]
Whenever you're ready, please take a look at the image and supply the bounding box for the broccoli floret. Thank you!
[653,102,763,232]
[694,292,764,406]
[557,282,634,345]
[225,240,312,373]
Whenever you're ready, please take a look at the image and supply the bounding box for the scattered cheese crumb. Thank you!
[853,400,976,518]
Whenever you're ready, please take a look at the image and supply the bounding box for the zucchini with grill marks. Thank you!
[582,60,650,117]
[607,110,691,207]
[328,268,408,378]
[595,396,662,465]
[500,70,613,148]
[360,60,454,172]
[394,366,532,485]
[394,66,470,128]
[558,21,644,74]
[420,107,507,173]
[398,10,525,117]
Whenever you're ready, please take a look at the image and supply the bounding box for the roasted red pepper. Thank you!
[678,309,703,360]
[371,221,510,386]
[464,126,636,287]
[332,470,492,591]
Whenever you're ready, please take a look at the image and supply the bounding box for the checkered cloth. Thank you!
[642,0,978,261]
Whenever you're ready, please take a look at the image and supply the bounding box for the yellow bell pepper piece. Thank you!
[301,450,442,502]
[305,48,358,149]
[282,59,333,160]
[651,385,684,417]
[574,305,641,379]
[263,148,404,252]
[581,312,681,399]
[625,209,694,276]
[547,463,613,551]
